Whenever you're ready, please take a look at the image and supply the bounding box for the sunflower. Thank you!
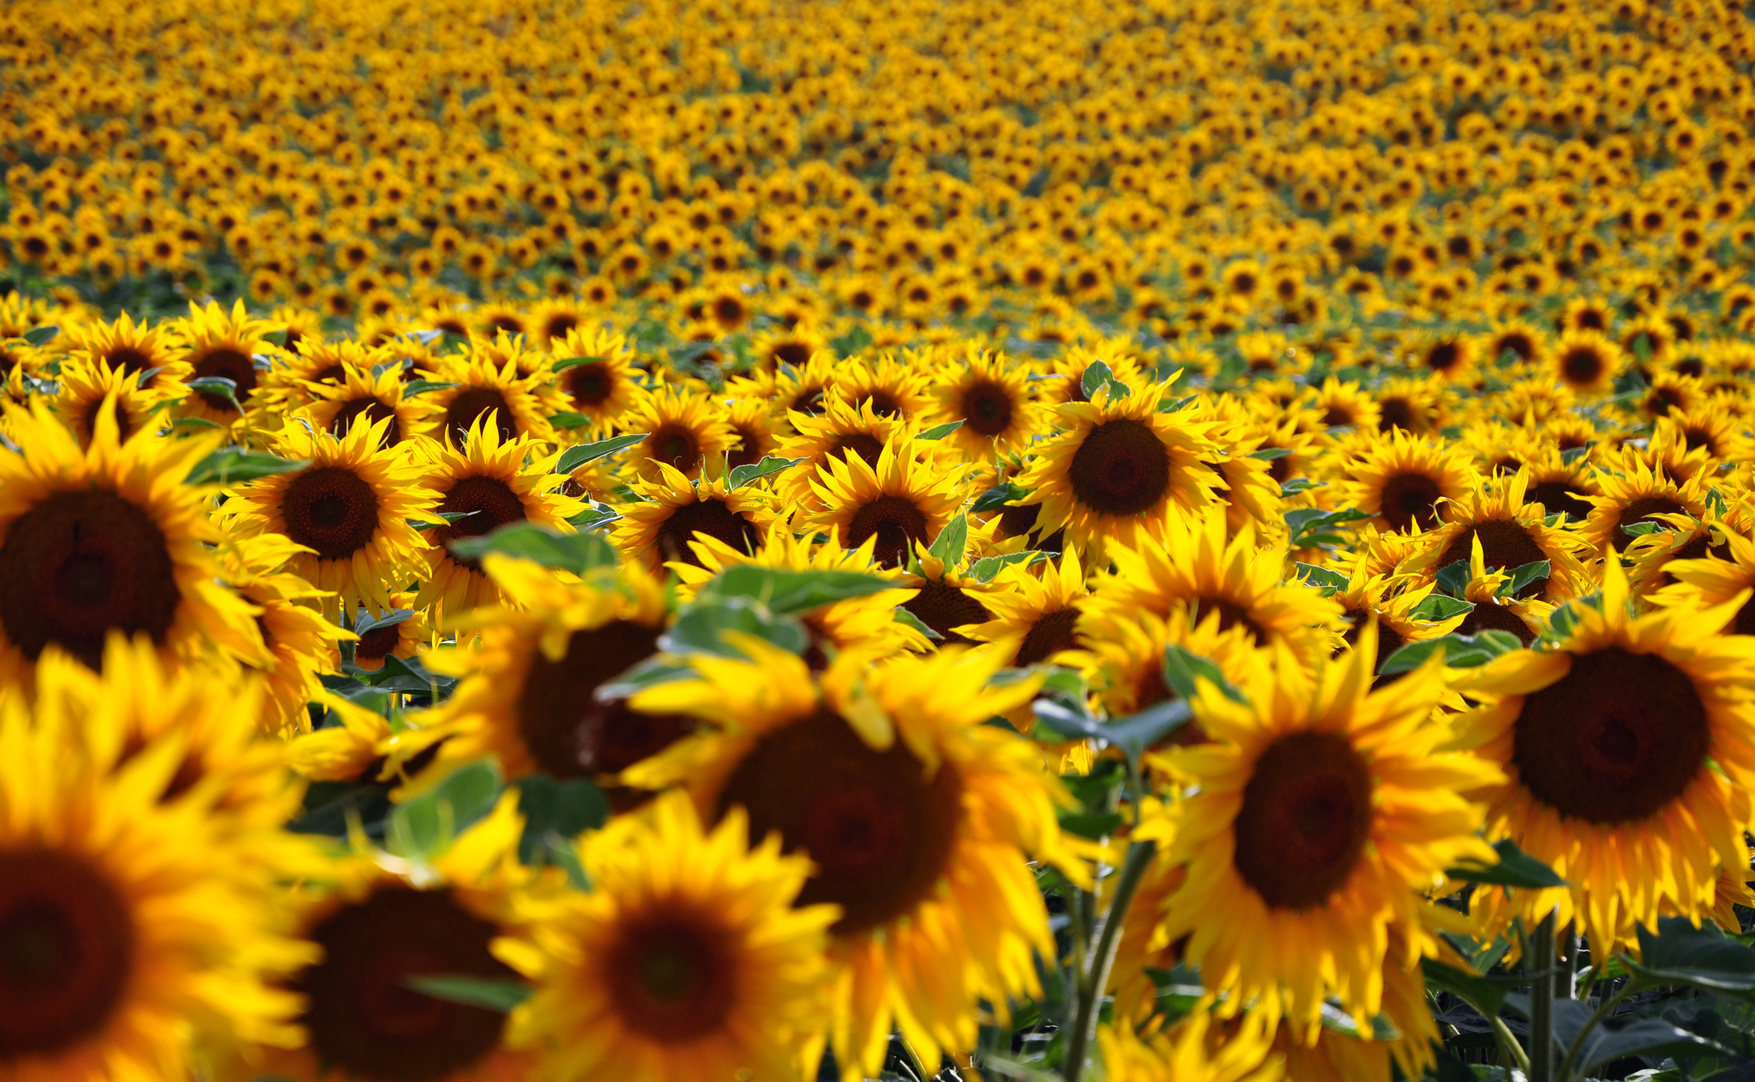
[1338,430,1478,534]
[409,350,563,447]
[250,338,386,429]
[251,794,540,1082]
[221,415,438,618]
[1453,555,1755,951]
[1407,469,1592,602]
[397,554,679,802]
[1551,329,1623,395]
[62,310,190,395]
[1083,507,1346,666]
[1441,536,1553,646]
[348,591,432,674]
[0,399,262,682]
[218,532,352,735]
[1577,454,1709,554]
[1326,563,1468,675]
[722,397,784,471]
[171,299,274,426]
[303,361,419,449]
[48,354,175,448]
[897,537,1008,648]
[548,325,642,426]
[829,351,933,422]
[1308,376,1382,432]
[773,396,914,509]
[0,658,311,1081]
[1011,381,1225,555]
[808,442,965,569]
[960,545,1090,668]
[613,462,777,573]
[1653,528,1755,635]
[1100,1012,1283,1082]
[621,383,738,482]
[1151,628,1498,1035]
[1080,606,1264,758]
[413,420,584,617]
[626,639,1079,1079]
[506,790,834,1082]
[1370,376,1443,436]
[926,349,1044,461]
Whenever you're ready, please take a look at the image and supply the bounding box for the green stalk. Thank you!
[1060,840,1156,1082]
[1529,909,1558,1082]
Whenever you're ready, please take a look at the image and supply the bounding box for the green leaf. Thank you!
[402,379,458,397]
[596,657,696,701]
[1435,559,1473,597]
[696,566,893,616]
[916,420,963,440]
[1032,698,1194,762]
[1249,446,1293,460]
[1294,562,1349,594]
[727,455,802,489]
[567,505,620,531]
[1410,594,1475,621]
[403,975,531,1013]
[1285,507,1370,549]
[1161,643,1247,704]
[446,522,617,575]
[171,417,224,430]
[1446,838,1567,889]
[21,325,58,346]
[1497,560,1551,598]
[829,325,873,357]
[971,481,1028,514]
[1622,520,1667,536]
[556,433,647,474]
[549,411,594,429]
[186,376,242,411]
[136,365,164,390]
[1421,958,1528,1016]
[514,774,609,864]
[1576,1018,1731,1075]
[1624,916,1755,995]
[185,449,309,486]
[1378,631,1521,675]
[927,511,968,566]
[1559,444,1593,466]
[894,607,942,641]
[661,598,808,658]
[354,608,413,636]
[552,355,607,372]
[1279,477,1324,496]
[387,760,502,861]
[1058,809,1125,840]
[1080,359,1129,401]
[970,550,1042,583]
[412,510,480,531]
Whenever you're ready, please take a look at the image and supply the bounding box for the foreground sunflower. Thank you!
[1153,629,1498,1036]
[0,668,310,1082]
[1338,430,1477,534]
[0,399,262,682]
[627,640,1079,1079]
[621,383,739,481]
[1010,380,1224,555]
[506,791,835,1082]
[1100,1012,1283,1082]
[1453,554,1755,949]
[49,355,174,447]
[1407,469,1591,602]
[808,442,965,569]
[612,462,776,573]
[223,415,437,617]
[413,420,583,616]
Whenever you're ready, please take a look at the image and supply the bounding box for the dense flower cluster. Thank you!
[2,0,1755,1081]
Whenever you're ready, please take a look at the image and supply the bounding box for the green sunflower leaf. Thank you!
[185,449,309,486]
[21,324,58,346]
[1409,594,1475,622]
[971,550,1043,583]
[971,481,1029,513]
[513,775,609,866]
[916,420,964,441]
[1421,958,1529,1016]
[927,511,969,566]
[386,759,502,862]
[549,411,594,429]
[662,597,808,658]
[1434,559,1473,597]
[1249,446,1294,460]
[556,432,647,474]
[401,379,458,397]
[1080,359,1129,401]
[186,376,243,412]
[1496,560,1551,598]
[696,565,893,616]
[1294,562,1350,594]
[1161,643,1248,705]
[1377,631,1519,676]
[728,454,803,489]
[551,354,607,372]
[1622,916,1755,995]
[1445,838,1566,889]
[446,521,617,575]
[403,975,532,1013]
[893,607,943,641]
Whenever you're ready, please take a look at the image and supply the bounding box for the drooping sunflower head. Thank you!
[808,440,967,569]
[170,298,273,425]
[548,324,642,425]
[222,414,438,618]
[1454,555,1755,951]
[927,348,1045,460]
[413,419,586,617]
[1012,381,1226,555]
[628,638,1075,1077]
[612,462,777,574]
[1339,429,1478,534]
[0,400,264,682]
[622,383,739,482]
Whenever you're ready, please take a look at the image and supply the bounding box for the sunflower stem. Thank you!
[1529,909,1558,1082]
[1061,839,1155,1082]
[1489,1011,1532,1076]
[1556,981,1634,1082]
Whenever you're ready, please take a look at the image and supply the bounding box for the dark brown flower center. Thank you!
[191,347,257,410]
[443,388,517,445]
[0,489,179,668]
[1511,647,1709,825]
[0,848,134,1059]
[1193,597,1269,643]
[102,346,153,375]
[647,423,701,474]
[516,621,677,779]
[331,398,400,447]
[902,580,992,646]
[1530,480,1593,521]
[717,711,962,935]
[1455,599,1536,645]
[827,432,884,470]
[961,380,1015,437]
[846,494,929,568]
[1377,397,1416,432]
[1615,495,1685,548]
[1560,346,1607,386]
[1378,471,1444,531]
[654,499,759,568]
[435,475,527,571]
[296,886,513,1082]
[354,622,403,665]
[1232,730,1373,910]
[1067,418,1172,516]
[564,364,614,407]
[603,902,737,1042]
[1015,606,1081,666]
[1437,519,1548,596]
[281,466,382,561]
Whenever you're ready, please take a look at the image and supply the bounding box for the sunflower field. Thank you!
[9,0,1755,1080]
